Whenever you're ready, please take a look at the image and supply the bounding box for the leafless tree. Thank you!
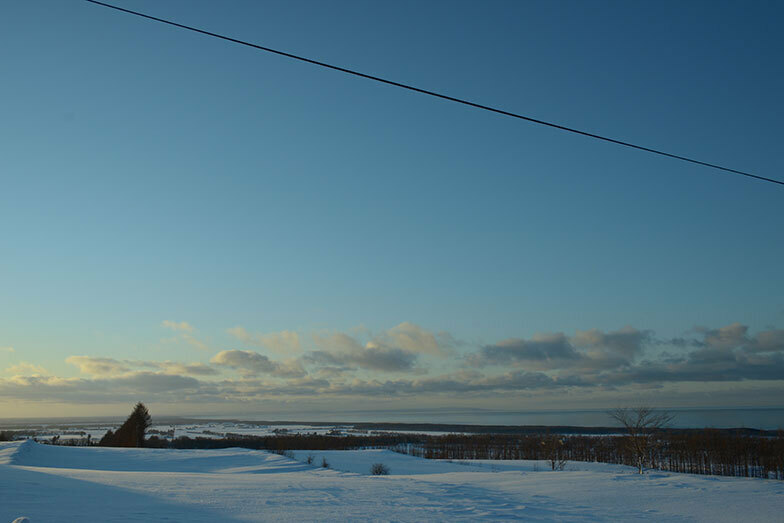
[542,432,568,471]
[609,406,673,474]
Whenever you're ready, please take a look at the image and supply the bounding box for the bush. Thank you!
[321,457,330,468]
[306,454,314,464]
[370,462,390,475]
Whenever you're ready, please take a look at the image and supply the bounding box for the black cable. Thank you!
[83,0,783,187]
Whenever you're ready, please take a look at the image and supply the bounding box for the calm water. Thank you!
[236,407,784,430]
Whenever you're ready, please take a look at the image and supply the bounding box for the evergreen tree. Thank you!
[98,402,151,447]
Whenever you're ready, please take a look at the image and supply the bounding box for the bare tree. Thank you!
[609,406,673,474]
[542,432,568,471]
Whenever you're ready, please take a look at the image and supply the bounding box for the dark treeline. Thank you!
[160,430,783,480]
[400,431,784,480]
[163,433,425,451]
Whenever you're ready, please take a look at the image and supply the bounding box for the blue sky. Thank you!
[1,0,783,419]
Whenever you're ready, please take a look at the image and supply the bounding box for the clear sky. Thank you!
[1,0,783,419]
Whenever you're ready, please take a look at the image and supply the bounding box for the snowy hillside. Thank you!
[1,440,781,521]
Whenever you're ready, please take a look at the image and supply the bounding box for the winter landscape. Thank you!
[4,0,784,521]
[2,439,782,522]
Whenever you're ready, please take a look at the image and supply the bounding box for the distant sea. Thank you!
[3,407,782,431]
[225,407,784,430]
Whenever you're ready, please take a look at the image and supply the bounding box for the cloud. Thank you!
[211,350,306,378]
[67,356,130,376]
[307,323,453,374]
[475,333,580,369]
[0,372,203,403]
[310,331,418,372]
[572,327,650,358]
[227,327,301,354]
[474,328,653,371]
[351,345,417,372]
[0,346,14,354]
[323,369,562,397]
[746,329,784,353]
[698,323,749,350]
[312,332,364,353]
[66,356,218,377]
[6,362,48,375]
[380,322,448,356]
[162,320,195,333]
[144,361,218,376]
[3,321,783,407]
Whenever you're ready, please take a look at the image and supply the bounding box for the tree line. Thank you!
[154,429,783,479]
[64,403,784,480]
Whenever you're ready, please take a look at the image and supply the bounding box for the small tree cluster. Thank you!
[99,402,151,448]
[370,462,390,475]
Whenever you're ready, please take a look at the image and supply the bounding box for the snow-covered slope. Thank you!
[1,441,781,522]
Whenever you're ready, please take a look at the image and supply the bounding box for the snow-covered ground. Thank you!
[1,440,782,521]
[0,421,395,442]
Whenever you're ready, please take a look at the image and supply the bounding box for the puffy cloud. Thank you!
[578,351,784,387]
[312,332,364,353]
[308,323,453,374]
[0,371,202,403]
[211,350,305,378]
[698,323,749,350]
[3,321,783,407]
[351,345,417,372]
[227,326,301,354]
[161,320,195,333]
[381,322,447,356]
[747,329,784,353]
[6,362,48,375]
[148,361,218,376]
[310,331,417,372]
[67,356,130,376]
[67,356,218,377]
[475,333,580,369]
[572,327,650,358]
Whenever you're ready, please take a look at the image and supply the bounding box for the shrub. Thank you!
[306,454,314,464]
[321,457,330,468]
[370,462,390,475]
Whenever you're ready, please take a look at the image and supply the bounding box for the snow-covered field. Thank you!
[1,441,782,522]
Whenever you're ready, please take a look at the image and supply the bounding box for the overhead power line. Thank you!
[84,0,782,187]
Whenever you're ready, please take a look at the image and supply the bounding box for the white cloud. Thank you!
[6,361,48,375]
[67,356,218,377]
[227,326,301,354]
[66,356,130,376]
[211,350,305,378]
[382,322,447,356]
